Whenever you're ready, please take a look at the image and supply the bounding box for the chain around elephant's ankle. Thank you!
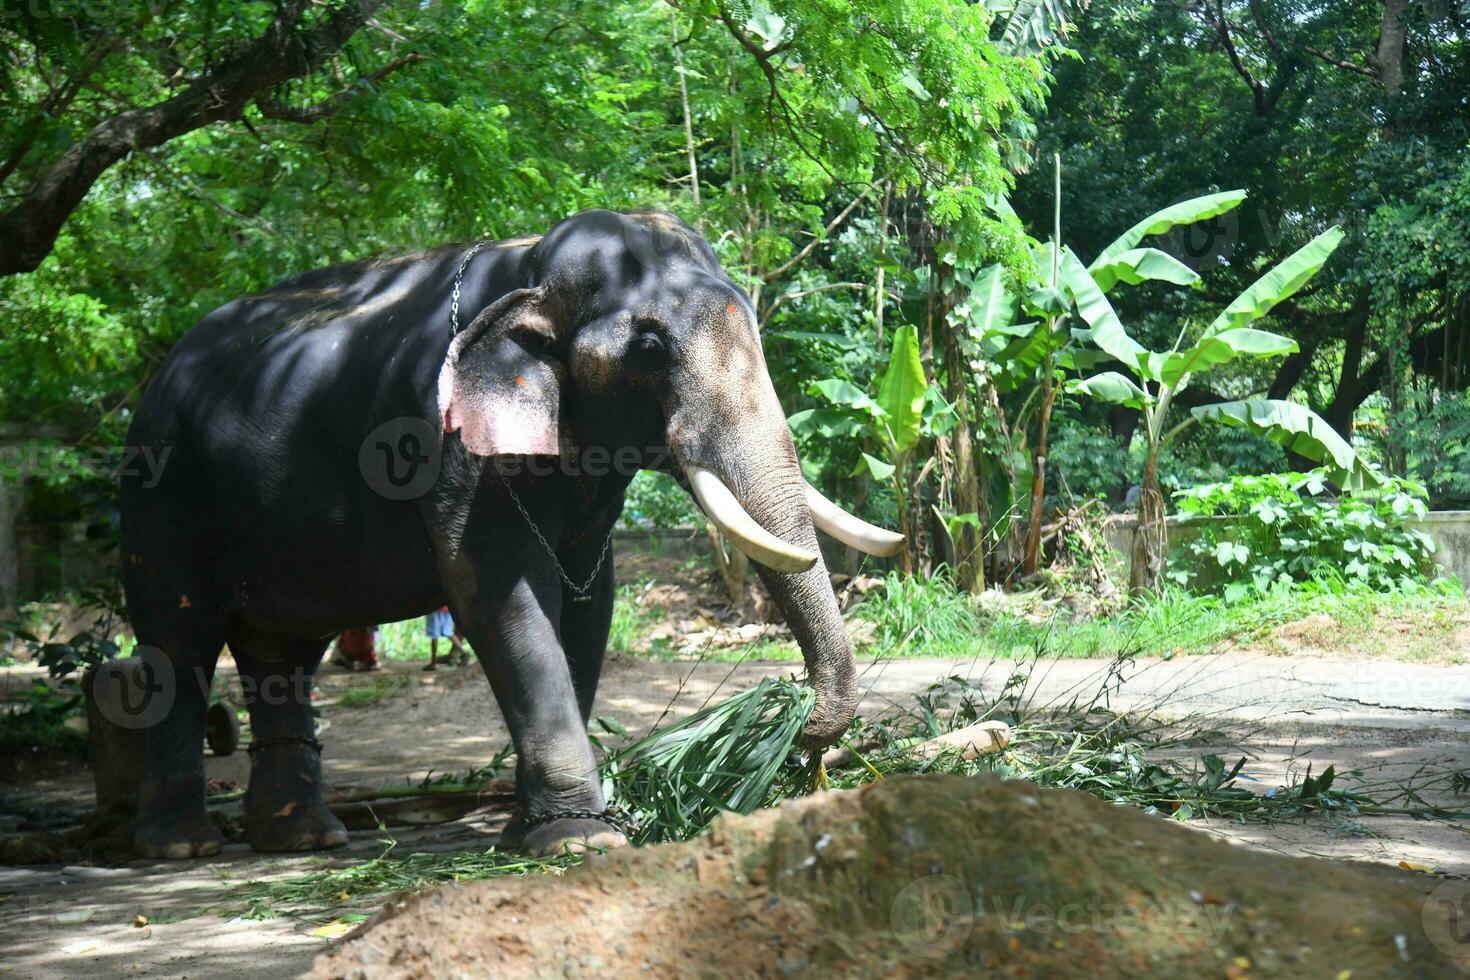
[246,735,323,755]
[519,804,637,837]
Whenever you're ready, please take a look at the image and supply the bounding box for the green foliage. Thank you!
[790,325,952,481]
[1045,419,1126,503]
[1170,471,1440,597]
[0,679,87,760]
[1388,389,1470,509]
[1192,399,1376,489]
[608,582,662,654]
[851,568,987,655]
[875,324,929,454]
[1059,189,1368,588]
[335,673,412,709]
[603,676,817,844]
[1014,0,1470,473]
[229,845,576,923]
[620,472,700,529]
[841,670,1421,824]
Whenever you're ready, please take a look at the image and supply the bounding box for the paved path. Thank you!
[847,650,1470,731]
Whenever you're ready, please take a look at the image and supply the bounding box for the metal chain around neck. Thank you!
[454,242,611,600]
[497,468,614,601]
[450,240,490,335]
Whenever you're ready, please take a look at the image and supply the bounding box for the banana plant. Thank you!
[1064,191,1376,592]
[950,244,1113,581]
[789,324,955,573]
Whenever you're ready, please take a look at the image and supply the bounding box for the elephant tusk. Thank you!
[804,482,906,557]
[684,465,818,573]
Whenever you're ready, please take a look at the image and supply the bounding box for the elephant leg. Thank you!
[451,568,625,856]
[128,608,225,860]
[559,549,615,723]
[227,626,348,853]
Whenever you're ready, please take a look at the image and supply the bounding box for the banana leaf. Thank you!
[1060,247,1155,377]
[1192,399,1380,489]
[1092,190,1247,267]
[1204,227,1345,336]
[1088,247,1201,293]
[1155,328,1298,387]
[1069,371,1152,410]
[876,324,928,454]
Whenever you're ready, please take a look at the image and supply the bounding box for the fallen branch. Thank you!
[823,720,1012,769]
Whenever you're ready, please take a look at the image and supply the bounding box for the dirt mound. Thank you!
[315,775,1464,978]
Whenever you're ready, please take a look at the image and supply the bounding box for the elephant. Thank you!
[118,209,902,859]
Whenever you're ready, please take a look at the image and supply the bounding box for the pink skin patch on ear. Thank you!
[461,414,561,457]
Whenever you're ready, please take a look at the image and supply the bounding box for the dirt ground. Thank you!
[2,622,1468,976]
[316,775,1468,979]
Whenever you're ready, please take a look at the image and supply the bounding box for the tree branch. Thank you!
[0,0,391,277]
[760,186,876,282]
[1210,0,1266,114]
[759,281,867,326]
[254,53,425,124]
[1304,46,1379,78]
[0,34,129,191]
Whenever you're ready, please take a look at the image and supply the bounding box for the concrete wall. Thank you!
[1104,511,1470,584]
[613,525,856,572]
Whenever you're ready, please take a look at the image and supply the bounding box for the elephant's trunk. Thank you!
[662,288,896,749]
[675,438,858,750]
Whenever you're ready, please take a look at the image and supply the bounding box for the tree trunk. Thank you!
[1376,0,1409,100]
[1128,449,1167,595]
[935,269,984,593]
[1324,302,1370,438]
[892,472,913,577]
[1021,375,1057,577]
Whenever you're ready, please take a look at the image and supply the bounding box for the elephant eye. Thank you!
[514,323,555,354]
[632,321,669,359]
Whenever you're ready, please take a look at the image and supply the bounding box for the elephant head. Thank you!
[439,209,902,747]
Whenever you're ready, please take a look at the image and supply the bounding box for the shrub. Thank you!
[1169,470,1439,598]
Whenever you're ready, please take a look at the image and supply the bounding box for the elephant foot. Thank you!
[244,740,349,853]
[245,798,349,853]
[133,808,224,860]
[501,811,629,856]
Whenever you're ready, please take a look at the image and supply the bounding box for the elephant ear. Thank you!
[438,286,565,457]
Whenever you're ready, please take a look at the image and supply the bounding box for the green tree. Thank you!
[1013,0,1470,484]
